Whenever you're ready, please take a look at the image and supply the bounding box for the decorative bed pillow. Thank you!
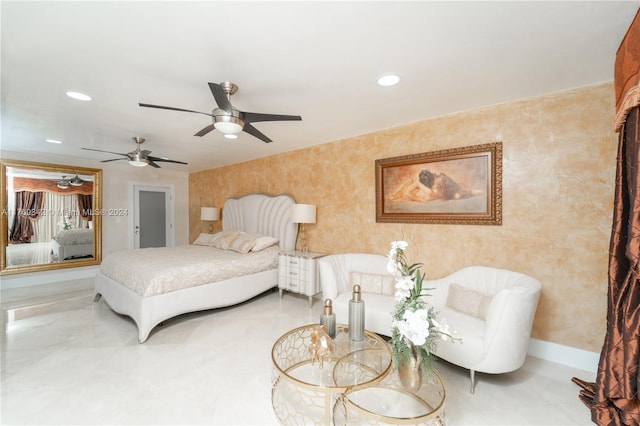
[350,271,395,296]
[193,233,216,246]
[240,232,279,252]
[446,284,492,320]
[211,229,241,249]
[227,234,257,254]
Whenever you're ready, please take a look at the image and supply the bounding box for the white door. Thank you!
[131,184,175,249]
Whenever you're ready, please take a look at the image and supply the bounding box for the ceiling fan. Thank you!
[49,175,83,188]
[82,137,188,168]
[139,81,302,143]
[56,176,71,189]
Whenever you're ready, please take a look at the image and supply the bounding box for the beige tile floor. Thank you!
[1,279,595,425]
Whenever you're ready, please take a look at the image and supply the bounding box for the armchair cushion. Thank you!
[446,284,492,320]
[349,271,395,296]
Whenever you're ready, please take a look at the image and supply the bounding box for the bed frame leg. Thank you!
[93,293,102,302]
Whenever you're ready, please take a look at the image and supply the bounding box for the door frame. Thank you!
[128,183,176,249]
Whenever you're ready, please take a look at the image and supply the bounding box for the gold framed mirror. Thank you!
[1,159,102,275]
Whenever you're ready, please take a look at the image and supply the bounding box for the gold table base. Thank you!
[271,324,392,425]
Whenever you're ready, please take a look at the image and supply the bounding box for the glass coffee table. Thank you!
[271,323,392,425]
[333,370,446,425]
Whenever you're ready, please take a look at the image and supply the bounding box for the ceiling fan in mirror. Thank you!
[82,137,187,168]
[139,81,302,143]
[52,175,83,189]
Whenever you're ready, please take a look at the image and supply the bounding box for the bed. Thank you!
[94,193,297,343]
[51,228,94,260]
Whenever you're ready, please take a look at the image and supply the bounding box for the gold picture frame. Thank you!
[375,142,502,225]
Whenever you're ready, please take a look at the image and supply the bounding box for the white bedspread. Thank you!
[100,245,279,297]
[53,228,93,245]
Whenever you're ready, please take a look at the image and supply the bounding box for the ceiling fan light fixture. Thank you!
[57,181,69,189]
[128,159,148,167]
[128,152,148,167]
[224,134,238,140]
[214,120,243,134]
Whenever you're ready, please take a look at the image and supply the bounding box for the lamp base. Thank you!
[299,223,309,254]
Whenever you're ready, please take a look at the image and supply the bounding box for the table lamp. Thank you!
[290,204,316,254]
[201,207,220,233]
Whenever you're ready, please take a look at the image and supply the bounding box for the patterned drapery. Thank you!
[9,191,44,244]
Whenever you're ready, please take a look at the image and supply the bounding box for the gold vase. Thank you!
[397,350,422,392]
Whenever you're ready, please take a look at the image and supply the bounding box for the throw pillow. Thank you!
[193,232,216,246]
[227,234,257,254]
[446,284,492,320]
[350,271,395,296]
[211,229,241,249]
[240,232,279,252]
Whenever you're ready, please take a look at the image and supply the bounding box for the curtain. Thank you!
[77,194,93,227]
[9,191,44,244]
[572,106,640,425]
[32,193,81,243]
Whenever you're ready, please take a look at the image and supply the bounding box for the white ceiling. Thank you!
[1,1,638,172]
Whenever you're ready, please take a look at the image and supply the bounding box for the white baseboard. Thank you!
[528,338,600,373]
[0,266,99,289]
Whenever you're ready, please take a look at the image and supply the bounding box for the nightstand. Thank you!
[278,251,326,307]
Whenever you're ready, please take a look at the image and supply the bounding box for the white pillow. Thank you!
[446,284,492,320]
[240,232,279,252]
[350,271,395,296]
[193,233,216,246]
[211,229,241,249]
[227,234,257,254]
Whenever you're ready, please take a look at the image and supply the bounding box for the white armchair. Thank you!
[427,266,542,392]
[318,253,396,336]
[318,254,542,393]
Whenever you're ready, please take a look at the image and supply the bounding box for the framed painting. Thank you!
[375,142,502,225]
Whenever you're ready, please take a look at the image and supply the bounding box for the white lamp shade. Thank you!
[290,204,316,224]
[201,207,220,221]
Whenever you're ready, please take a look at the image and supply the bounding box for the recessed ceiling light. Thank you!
[66,91,92,101]
[45,139,63,144]
[224,134,239,139]
[377,74,400,87]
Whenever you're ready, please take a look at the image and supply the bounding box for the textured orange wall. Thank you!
[189,83,617,352]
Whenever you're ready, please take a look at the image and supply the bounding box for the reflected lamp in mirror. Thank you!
[201,207,220,233]
[290,204,316,254]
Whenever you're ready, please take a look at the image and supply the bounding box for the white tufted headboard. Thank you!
[221,193,297,253]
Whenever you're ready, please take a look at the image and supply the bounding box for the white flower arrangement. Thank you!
[387,240,457,379]
[58,214,72,230]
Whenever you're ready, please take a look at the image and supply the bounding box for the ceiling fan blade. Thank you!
[101,158,127,163]
[139,103,212,117]
[194,124,216,137]
[139,150,152,157]
[208,83,232,114]
[148,156,188,165]
[242,112,302,124]
[243,123,272,143]
[147,159,161,168]
[82,147,128,157]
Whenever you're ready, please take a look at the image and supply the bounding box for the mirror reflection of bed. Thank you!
[2,161,99,271]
